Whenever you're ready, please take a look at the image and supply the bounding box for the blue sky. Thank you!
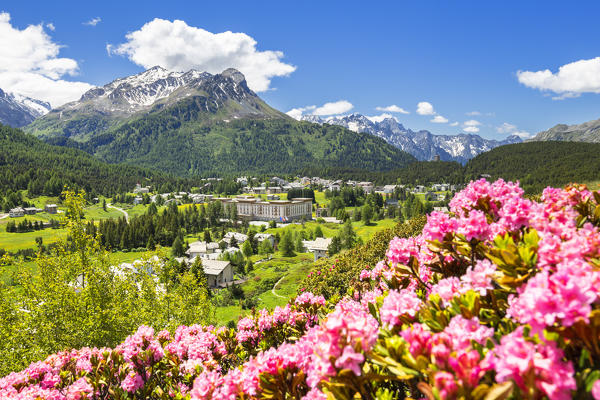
[2,0,600,139]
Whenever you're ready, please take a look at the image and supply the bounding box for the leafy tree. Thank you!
[258,239,273,255]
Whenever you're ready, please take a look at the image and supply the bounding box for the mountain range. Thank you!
[0,88,50,127]
[302,113,522,163]
[23,67,415,176]
[530,118,600,142]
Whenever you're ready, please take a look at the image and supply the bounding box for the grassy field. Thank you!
[264,218,397,242]
[212,253,314,326]
[0,226,68,251]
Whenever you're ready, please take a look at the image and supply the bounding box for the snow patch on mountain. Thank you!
[302,113,521,163]
[0,88,51,127]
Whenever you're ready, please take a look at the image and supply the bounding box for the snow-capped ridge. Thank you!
[0,88,51,127]
[303,113,522,163]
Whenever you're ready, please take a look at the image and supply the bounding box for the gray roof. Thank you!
[202,260,231,276]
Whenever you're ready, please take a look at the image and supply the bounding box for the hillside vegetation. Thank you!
[0,124,190,196]
[465,141,600,193]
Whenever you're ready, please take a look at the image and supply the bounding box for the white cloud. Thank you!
[416,101,435,115]
[108,18,296,92]
[367,113,397,123]
[286,105,316,120]
[463,126,480,133]
[449,121,459,126]
[431,115,448,123]
[46,22,55,31]
[496,122,517,134]
[517,57,600,99]
[466,111,481,116]
[83,17,101,26]
[312,100,353,116]
[464,119,481,127]
[375,104,409,114]
[0,12,93,107]
[496,122,530,138]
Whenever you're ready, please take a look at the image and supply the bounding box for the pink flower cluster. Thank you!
[4,179,600,400]
[485,327,576,400]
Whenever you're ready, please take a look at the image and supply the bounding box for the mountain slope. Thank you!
[26,67,287,141]
[0,123,188,197]
[0,89,50,127]
[530,118,600,142]
[464,141,600,193]
[25,68,414,176]
[303,113,522,163]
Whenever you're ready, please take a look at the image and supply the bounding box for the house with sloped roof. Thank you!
[302,237,333,261]
[200,259,234,288]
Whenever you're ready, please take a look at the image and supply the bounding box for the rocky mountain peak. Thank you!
[0,88,51,127]
[221,68,246,85]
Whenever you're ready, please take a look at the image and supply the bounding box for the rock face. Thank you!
[26,66,287,140]
[0,88,50,127]
[302,113,522,163]
[530,118,600,143]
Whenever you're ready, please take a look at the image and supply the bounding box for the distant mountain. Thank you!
[25,68,414,176]
[530,117,600,142]
[302,113,522,163]
[0,88,50,127]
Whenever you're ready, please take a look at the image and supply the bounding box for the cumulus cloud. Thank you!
[461,119,482,133]
[286,105,316,120]
[496,122,517,134]
[108,18,296,92]
[496,122,530,138]
[431,115,448,123]
[312,100,353,116]
[517,57,600,99]
[367,113,397,123]
[0,12,94,107]
[375,104,409,114]
[83,17,101,26]
[449,121,459,126]
[416,101,435,115]
[464,119,481,127]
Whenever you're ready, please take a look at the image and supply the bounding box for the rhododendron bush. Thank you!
[3,179,600,400]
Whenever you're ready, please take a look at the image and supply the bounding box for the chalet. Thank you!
[382,185,398,194]
[24,207,40,215]
[133,196,143,205]
[9,207,25,218]
[186,241,220,258]
[223,232,249,246]
[302,237,333,261]
[133,183,150,194]
[255,233,275,247]
[201,259,234,288]
[357,182,374,193]
[45,204,58,214]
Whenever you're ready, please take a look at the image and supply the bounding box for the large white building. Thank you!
[218,197,312,221]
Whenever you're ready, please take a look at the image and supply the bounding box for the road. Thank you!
[0,213,8,220]
[271,276,286,299]
[107,204,129,222]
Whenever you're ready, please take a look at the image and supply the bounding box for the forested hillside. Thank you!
[0,124,191,196]
[465,141,600,193]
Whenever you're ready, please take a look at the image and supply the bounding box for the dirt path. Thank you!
[271,276,286,299]
[107,204,129,222]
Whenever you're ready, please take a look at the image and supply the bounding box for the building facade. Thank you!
[218,197,312,221]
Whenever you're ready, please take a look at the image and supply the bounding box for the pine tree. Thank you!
[328,236,342,256]
[146,235,156,250]
[203,229,212,243]
[172,236,185,257]
[314,225,324,238]
[242,240,253,257]
[279,231,295,257]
